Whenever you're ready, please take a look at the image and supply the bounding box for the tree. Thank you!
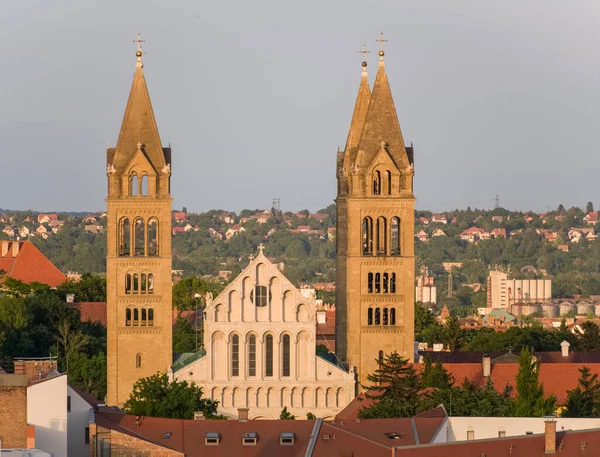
[279,406,295,420]
[68,352,107,401]
[57,273,106,302]
[57,320,90,373]
[513,347,556,417]
[587,202,594,213]
[414,303,435,339]
[306,412,316,420]
[173,317,197,353]
[420,355,453,389]
[359,352,421,418]
[172,276,225,311]
[562,367,600,417]
[124,373,219,420]
[444,315,462,351]
[576,322,600,351]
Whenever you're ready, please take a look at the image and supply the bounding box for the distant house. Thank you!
[524,216,533,223]
[266,228,276,239]
[327,227,336,242]
[431,228,446,237]
[459,227,489,243]
[0,240,66,286]
[2,226,14,237]
[36,225,48,235]
[537,228,558,242]
[310,213,329,222]
[558,244,569,252]
[431,214,447,224]
[568,227,597,243]
[37,213,58,224]
[418,217,429,225]
[491,228,507,238]
[225,224,246,240]
[491,215,503,223]
[172,211,188,223]
[208,227,223,240]
[82,214,97,224]
[416,229,428,242]
[585,212,599,225]
[219,213,235,224]
[172,226,186,235]
[84,224,103,235]
[254,210,272,224]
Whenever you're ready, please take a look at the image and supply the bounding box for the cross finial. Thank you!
[358,43,370,70]
[376,31,387,60]
[248,253,254,262]
[137,142,142,150]
[134,32,146,68]
[258,243,265,254]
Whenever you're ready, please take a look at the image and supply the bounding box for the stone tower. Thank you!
[106,39,173,406]
[336,43,415,387]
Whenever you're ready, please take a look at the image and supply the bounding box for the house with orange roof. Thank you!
[416,229,429,242]
[0,240,66,287]
[584,211,599,225]
[37,214,58,224]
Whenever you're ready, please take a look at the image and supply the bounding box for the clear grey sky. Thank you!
[1,0,599,213]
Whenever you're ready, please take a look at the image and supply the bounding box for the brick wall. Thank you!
[0,375,28,448]
[89,424,182,457]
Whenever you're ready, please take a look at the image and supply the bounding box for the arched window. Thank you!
[374,308,381,325]
[391,217,400,256]
[248,335,257,377]
[383,308,389,325]
[148,273,154,294]
[120,218,130,256]
[383,273,389,293]
[390,273,396,294]
[126,308,132,326]
[368,273,373,293]
[148,218,158,256]
[368,308,373,325]
[148,308,154,326]
[141,273,147,294]
[250,285,269,307]
[125,273,132,294]
[362,217,373,255]
[141,308,147,326]
[136,353,142,368]
[377,217,387,255]
[130,174,138,196]
[133,274,139,294]
[141,175,148,196]
[375,273,381,294]
[231,334,240,377]
[378,350,384,366]
[282,334,291,377]
[133,308,139,326]
[390,308,396,325]
[386,170,392,195]
[373,170,381,195]
[134,218,145,256]
[265,335,274,377]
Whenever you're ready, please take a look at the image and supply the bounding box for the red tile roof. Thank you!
[0,241,66,287]
[69,302,107,326]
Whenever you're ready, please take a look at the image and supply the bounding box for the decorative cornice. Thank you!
[360,326,402,334]
[117,296,163,305]
[118,327,163,335]
[361,295,405,302]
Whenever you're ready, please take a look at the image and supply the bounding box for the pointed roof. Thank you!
[344,65,371,152]
[355,57,409,169]
[108,52,168,171]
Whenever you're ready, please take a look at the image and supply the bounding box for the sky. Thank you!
[1,0,600,214]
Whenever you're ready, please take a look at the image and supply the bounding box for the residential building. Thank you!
[105,45,173,407]
[0,240,66,287]
[0,373,28,448]
[416,274,437,304]
[335,47,415,386]
[459,227,489,243]
[416,229,428,242]
[37,214,58,224]
[171,247,355,419]
[584,211,599,225]
[431,214,447,224]
[487,269,551,310]
[431,228,446,237]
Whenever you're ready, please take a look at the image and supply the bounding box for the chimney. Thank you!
[483,355,491,377]
[238,408,249,422]
[316,309,327,324]
[12,241,20,257]
[1,241,8,257]
[544,420,556,454]
[66,294,75,304]
[561,340,570,358]
[194,411,205,420]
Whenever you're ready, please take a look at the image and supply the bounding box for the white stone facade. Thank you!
[172,249,355,420]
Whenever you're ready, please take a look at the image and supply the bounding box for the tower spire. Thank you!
[343,45,372,152]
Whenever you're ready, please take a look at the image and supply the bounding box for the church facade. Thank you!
[335,44,416,386]
[106,41,174,407]
[172,247,355,419]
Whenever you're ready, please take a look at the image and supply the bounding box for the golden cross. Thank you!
[134,32,146,55]
[358,43,370,62]
[376,31,388,53]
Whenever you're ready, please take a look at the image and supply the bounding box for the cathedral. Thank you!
[105,34,415,413]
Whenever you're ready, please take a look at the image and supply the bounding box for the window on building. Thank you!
[374,308,381,325]
[141,308,147,326]
[141,175,148,196]
[373,170,381,195]
[375,273,381,293]
[251,285,269,307]
[67,395,71,412]
[368,308,373,325]
[248,334,256,377]
[125,273,132,294]
[390,308,396,325]
[391,217,400,255]
[231,334,240,377]
[386,170,392,195]
[383,308,389,325]
[498,429,506,438]
[383,273,389,293]
[134,218,145,256]
[85,427,90,444]
[390,273,396,293]
[467,428,475,440]
[141,273,147,294]
[148,273,154,294]
[136,353,142,368]
[362,217,373,255]
[148,308,154,326]
[265,334,274,377]
[148,218,159,256]
[130,173,138,196]
[133,273,139,294]
[133,308,139,326]
[282,334,291,377]
[126,308,132,326]
[368,273,373,293]
[120,218,130,256]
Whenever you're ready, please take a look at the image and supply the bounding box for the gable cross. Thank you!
[248,254,254,261]
[258,243,265,253]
